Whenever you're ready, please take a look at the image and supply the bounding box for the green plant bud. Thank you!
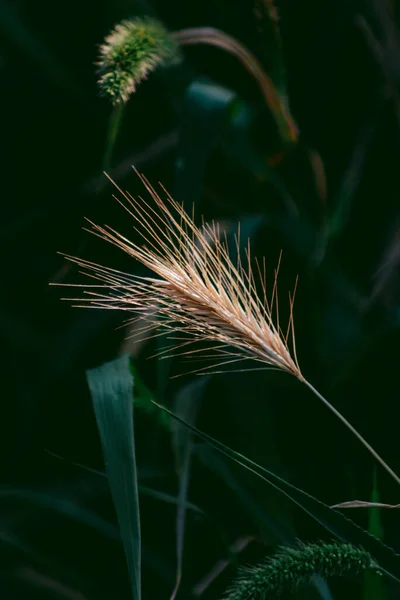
[97,17,181,104]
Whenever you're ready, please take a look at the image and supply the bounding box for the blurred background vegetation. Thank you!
[2,0,400,598]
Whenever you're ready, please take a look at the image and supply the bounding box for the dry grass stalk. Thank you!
[57,170,400,487]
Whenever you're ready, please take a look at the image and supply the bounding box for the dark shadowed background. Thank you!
[1,0,400,599]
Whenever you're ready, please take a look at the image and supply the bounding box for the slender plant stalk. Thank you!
[96,19,297,171]
[56,171,400,489]
[96,17,181,173]
[302,380,400,487]
[173,27,298,144]
[103,102,125,172]
[96,17,297,144]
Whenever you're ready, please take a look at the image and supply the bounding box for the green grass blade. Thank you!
[364,467,388,600]
[45,450,202,514]
[170,379,204,599]
[139,485,204,515]
[152,401,400,586]
[196,444,294,545]
[170,432,192,600]
[197,445,334,599]
[368,469,384,541]
[87,354,141,600]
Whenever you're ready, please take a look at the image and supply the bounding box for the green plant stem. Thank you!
[302,379,400,487]
[103,102,125,172]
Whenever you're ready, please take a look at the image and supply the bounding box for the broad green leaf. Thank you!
[87,354,141,600]
[174,79,238,209]
[153,400,400,586]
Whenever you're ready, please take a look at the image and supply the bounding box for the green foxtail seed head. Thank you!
[97,17,181,104]
[223,542,381,599]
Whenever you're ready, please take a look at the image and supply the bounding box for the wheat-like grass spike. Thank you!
[54,169,400,487]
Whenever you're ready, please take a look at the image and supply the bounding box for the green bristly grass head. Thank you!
[97,17,181,104]
[223,542,382,599]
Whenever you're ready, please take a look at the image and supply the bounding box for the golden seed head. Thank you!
[60,171,301,379]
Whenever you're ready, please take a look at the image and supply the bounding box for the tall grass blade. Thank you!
[170,379,204,599]
[363,467,388,600]
[87,354,141,600]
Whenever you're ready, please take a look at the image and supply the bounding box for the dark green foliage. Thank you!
[156,401,400,587]
[3,0,400,599]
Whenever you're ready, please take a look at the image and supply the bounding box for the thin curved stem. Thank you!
[103,102,125,172]
[302,378,400,487]
[172,27,298,144]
